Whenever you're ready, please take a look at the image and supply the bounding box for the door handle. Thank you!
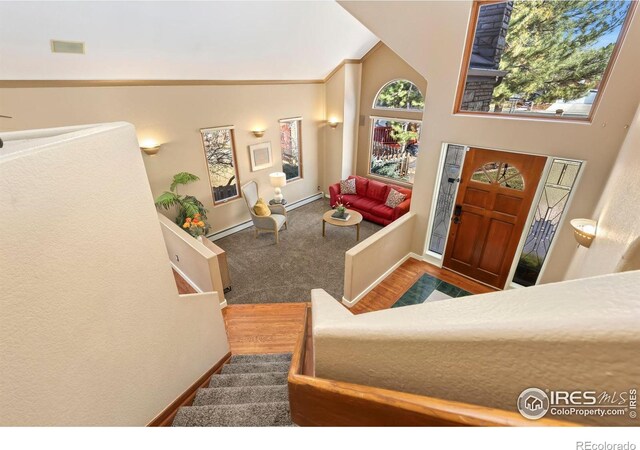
[452,205,462,224]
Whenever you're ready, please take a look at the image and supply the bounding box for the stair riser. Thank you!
[221,362,290,375]
[208,373,287,388]
[193,385,288,406]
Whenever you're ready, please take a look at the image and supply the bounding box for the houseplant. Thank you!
[155,172,209,234]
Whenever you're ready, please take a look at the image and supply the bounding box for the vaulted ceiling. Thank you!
[0,1,378,80]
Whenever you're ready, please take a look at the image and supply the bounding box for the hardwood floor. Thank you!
[350,258,497,315]
[222,303,307,354]
[173,269,197,294]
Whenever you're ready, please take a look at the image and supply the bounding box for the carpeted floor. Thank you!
[213,198,383,304]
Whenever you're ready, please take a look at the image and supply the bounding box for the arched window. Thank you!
[373,79,424,112]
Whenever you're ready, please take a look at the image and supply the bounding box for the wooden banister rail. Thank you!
[287,305,577,427]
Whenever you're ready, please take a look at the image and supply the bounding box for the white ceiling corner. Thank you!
[0,0,379,80]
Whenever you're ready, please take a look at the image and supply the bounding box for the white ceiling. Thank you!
[0,1,378,80]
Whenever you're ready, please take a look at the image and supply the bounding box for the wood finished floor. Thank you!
[350,258,498,315]
[173,269,197,294]
[222,303,307,354]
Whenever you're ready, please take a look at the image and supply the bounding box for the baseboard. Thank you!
[208,192,324,241]
[170,262,203,293]
[219,299,228,309]
[342,253,421,308]
[147,351,232,427]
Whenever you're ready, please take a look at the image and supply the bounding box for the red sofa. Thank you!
[329,175,412,226]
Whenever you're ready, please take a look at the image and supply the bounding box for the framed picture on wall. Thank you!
[249,142,273,172]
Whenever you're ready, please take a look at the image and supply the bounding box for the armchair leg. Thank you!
[284,221,288,230]
[275,229,279,245]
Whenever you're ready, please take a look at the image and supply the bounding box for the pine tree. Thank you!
[493,0,630,107]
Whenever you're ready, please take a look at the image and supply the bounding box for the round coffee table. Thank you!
[322,209,363,241]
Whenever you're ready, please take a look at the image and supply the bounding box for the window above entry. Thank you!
[455,0,636,121]
[373,79,424,112]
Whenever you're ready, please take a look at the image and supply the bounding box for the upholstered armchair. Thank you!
[241,181,288,244]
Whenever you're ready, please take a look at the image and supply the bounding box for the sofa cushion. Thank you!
[389,184,412,200]
[385,188,407,209]
[370,204,394,220]
[348,175,369,196]
[349,197,380,214]
[366,179,390,202]
[337,194,359,207]
[340,178,357,195]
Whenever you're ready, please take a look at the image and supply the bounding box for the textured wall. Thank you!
[339,0,640,283]
[0,83,324,235]
[566,105,640,278]
[0,123,229,425]
[313,269,640,425]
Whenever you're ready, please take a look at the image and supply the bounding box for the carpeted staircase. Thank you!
[172,353,293,426]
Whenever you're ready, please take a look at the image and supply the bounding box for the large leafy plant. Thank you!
[155,172,209,229]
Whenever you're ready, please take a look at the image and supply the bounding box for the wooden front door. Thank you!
[442,148,546,289]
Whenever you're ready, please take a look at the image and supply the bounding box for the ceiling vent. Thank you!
[50,40,85,54]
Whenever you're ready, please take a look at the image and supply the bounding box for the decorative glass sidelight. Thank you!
[428,144,466,255]
[513,159,582,286]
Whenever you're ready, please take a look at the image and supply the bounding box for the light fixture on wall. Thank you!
[328,118,340,129]
[140,139,162,156]
[269,172,287,205]
[251,129,266,138]
[570,218,597,248]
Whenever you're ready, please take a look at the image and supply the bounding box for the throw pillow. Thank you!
[385,188,407,209]
[253,198,271,216]
[340,178,357,195]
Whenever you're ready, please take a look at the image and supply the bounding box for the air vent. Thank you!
[50,40,85,54]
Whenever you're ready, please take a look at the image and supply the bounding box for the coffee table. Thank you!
[322,209,363,241]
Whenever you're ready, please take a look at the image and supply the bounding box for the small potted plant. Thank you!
[182,213,208,240]
[334,195,350,218]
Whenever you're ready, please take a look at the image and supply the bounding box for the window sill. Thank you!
[213,196,243,207]
[366,173,413,189]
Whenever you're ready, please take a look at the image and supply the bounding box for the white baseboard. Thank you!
[341,253,422,308]
[219,299,228,309]
[208,192,324,241]
[170,262,203,293]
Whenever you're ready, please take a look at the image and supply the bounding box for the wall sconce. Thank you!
[251,129,266,138]
[570,218,597,248]
[140,139,161,156]
[328,118,340,129]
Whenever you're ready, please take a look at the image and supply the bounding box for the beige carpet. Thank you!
[212,198,382,304]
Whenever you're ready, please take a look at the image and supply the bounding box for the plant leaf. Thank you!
[170,172,200,192]
[154,191,179,210]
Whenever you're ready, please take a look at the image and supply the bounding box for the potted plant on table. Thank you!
[155,172,210,238]
[333,195,350,219]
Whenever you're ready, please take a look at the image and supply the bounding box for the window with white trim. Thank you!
[373,79,424,112]
[369,117,421,184]
[279,117,302,181]
[200,126,241,204]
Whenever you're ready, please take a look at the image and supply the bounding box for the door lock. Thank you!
[452,204,462,224]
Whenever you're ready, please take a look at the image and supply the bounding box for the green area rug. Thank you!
[212,199,382,304]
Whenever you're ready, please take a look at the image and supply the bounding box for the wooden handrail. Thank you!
[287,305,577,427]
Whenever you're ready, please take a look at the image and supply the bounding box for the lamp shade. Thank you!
[269,172,287,188]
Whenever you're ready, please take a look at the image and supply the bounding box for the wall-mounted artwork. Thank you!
[249,142,273,172]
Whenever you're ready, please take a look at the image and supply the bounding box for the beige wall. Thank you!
[313,268,640,425]
[566,104,640,279]
[323,66,347,190]
[0,123,229,425]
[0,83,325,234]
[356,44,427,182]
[340,1,640,283]
[343,212,416,305]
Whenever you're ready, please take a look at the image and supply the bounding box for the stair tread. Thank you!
[173,402,292,427]
[207,371,287,388]
[193,385,288,406]
[229,353,292,364]
[220,361,290,375]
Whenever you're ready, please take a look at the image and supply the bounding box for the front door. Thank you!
[442,148,546,289]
